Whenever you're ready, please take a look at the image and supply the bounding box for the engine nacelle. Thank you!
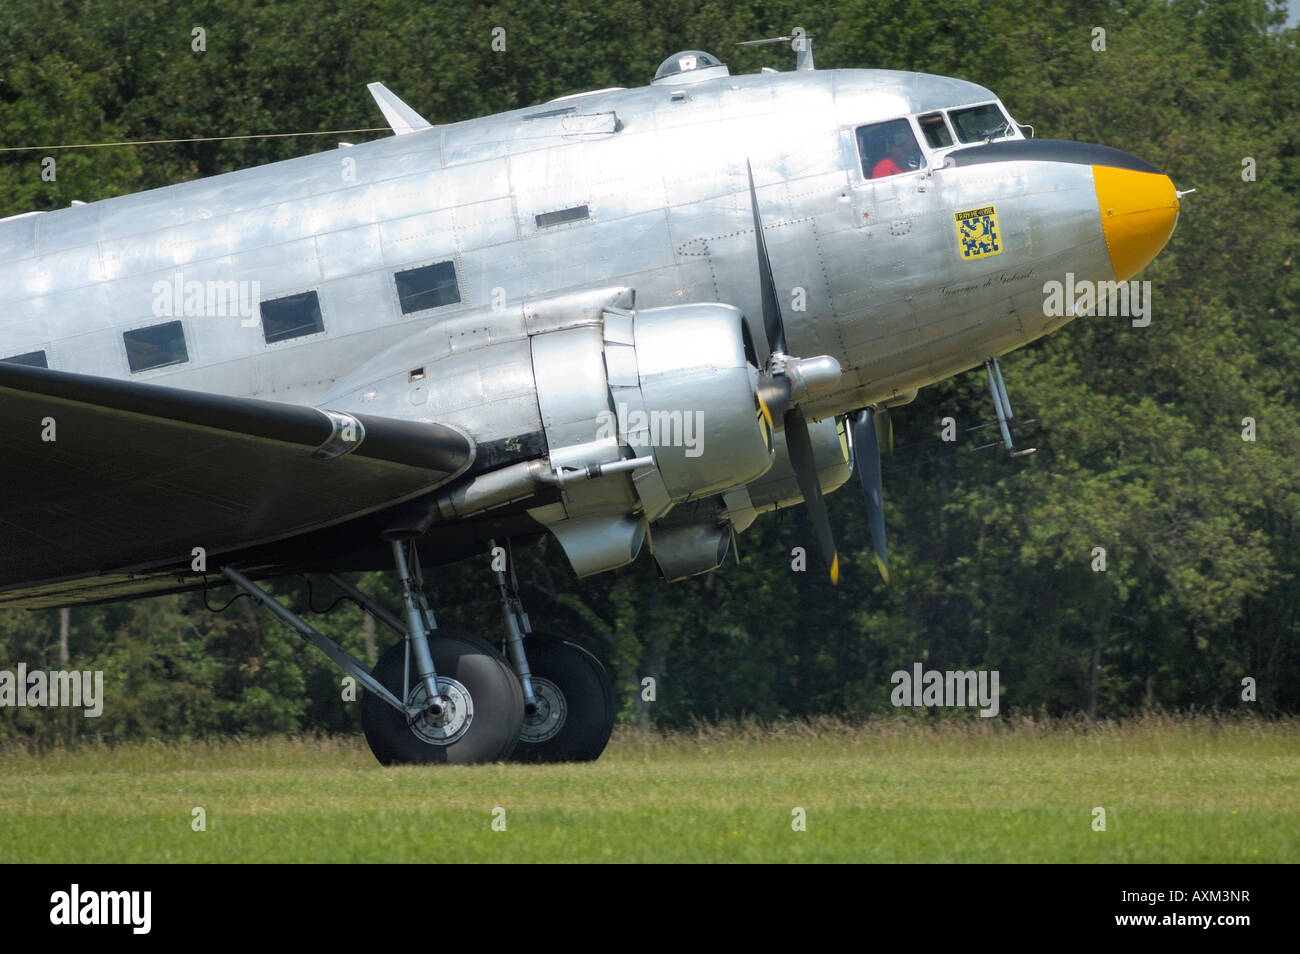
[528,301,774,576]
[603,303,773,517]
[720,417,852,532]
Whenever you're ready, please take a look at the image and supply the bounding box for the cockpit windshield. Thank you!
[948,103,1012,143]
[856,118,925,179]
[917,112,953,148]
[854,103,1017,180]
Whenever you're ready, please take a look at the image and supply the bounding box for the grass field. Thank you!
[1,714,1296,863]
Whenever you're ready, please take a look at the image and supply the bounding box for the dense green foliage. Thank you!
[1,0,1296,744]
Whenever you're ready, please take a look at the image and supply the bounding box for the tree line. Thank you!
[1,0,1296,745]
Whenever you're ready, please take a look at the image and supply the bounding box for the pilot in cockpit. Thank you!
[869,122,924,179]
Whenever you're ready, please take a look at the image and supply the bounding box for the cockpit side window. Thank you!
[855,118,926,180]
[917,112,953,149]
[948,103,1012,143]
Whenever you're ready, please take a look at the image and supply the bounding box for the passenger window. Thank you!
[260,290,324,344]
[394,261,460,315]
[124,321,188,372]
[856,119,926,179]
[949,104,1011,143]
[0,350,48,368]
[918,112,953,149]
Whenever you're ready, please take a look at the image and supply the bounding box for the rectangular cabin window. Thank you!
[124,320,188,373]
[261,290,324,343]
[949,104,1012,143]
[535,205,590,228]
[395,261,460,315]
[0,350,48,368]
[856,118,926,180]
[918,112,953,149]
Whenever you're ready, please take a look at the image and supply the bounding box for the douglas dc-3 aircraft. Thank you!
[0,42,1180,764]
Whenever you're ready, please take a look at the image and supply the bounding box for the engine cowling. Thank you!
[644,417,852,582]
[720,417,852,532]
[603,303,774,515]
[528,301,775,576]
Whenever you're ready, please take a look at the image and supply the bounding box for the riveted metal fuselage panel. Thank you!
[0,67,1109,445]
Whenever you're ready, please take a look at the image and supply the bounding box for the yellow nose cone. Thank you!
[1093,166,1180,281]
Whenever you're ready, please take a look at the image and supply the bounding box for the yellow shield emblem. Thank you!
[954,205,1002,260]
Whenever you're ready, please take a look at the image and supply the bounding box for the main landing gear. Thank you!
[219,537,614,766]
[490,539,615,762]
[363,628,524,764]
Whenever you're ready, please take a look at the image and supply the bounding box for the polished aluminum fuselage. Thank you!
[0,68,1110,451]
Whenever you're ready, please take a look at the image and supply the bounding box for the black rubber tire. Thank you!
[361,629,524,765]
[510,634,616,763]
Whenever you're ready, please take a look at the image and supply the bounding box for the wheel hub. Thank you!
[406,676,473,745]
[519,677,566,743]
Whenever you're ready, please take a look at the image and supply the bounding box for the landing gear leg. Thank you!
[221,542,523,765]
[491,540,616,762]
[360,541,523,764]
[492,538,538,712]
[392,540,441,705]
[982,356,1037,458]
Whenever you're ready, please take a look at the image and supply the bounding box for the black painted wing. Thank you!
[0,363,474,606]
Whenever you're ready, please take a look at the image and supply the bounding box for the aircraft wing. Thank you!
[0,363,475,599]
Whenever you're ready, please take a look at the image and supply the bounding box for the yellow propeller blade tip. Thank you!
[830,553,840,585]
[758,396,774,433]
[875,554,890,584]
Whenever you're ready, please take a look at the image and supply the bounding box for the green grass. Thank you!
[1,714,1296,862]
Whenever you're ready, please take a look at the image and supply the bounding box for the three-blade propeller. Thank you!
[745,161,889,584]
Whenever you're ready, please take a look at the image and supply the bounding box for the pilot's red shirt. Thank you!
[871,157,903,179]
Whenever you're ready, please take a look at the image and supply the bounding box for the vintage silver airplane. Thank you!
[0,42,1180,764]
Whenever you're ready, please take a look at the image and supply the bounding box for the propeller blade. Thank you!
[874,406,893,454]
[784,409,838,584]
[746,160,787,357]
[853,411,889,583]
